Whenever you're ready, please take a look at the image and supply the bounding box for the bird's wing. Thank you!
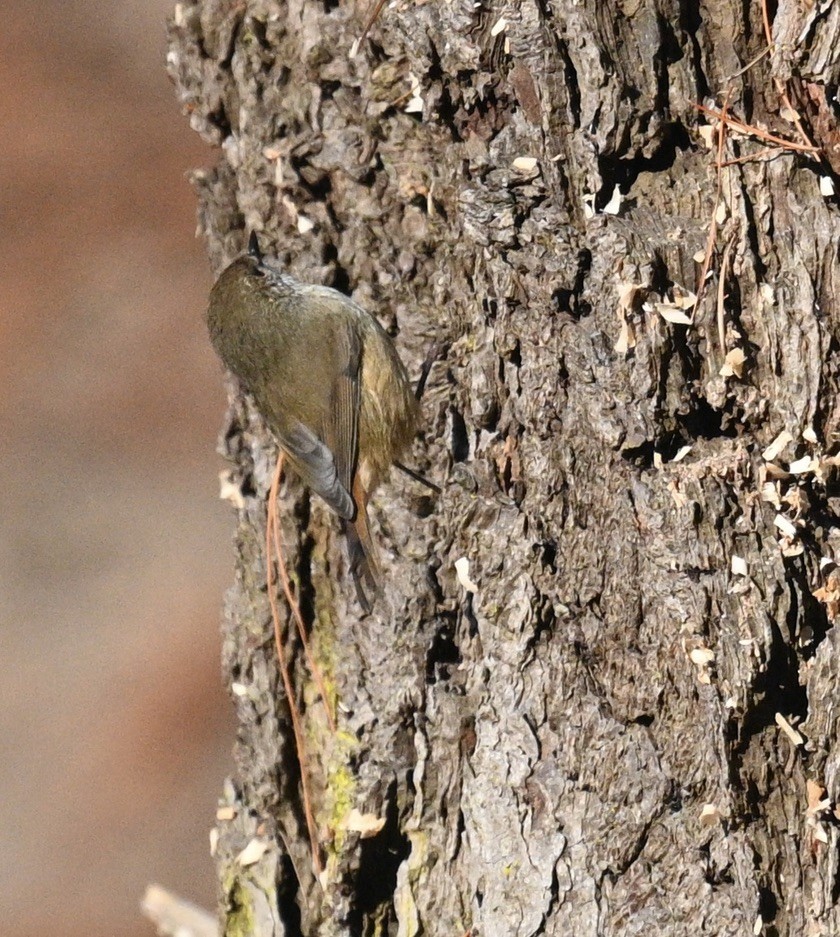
[272,319,361,522]
[321,321,362,514]
[279,421,356,520]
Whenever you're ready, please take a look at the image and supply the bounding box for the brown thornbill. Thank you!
[207,233,419,609]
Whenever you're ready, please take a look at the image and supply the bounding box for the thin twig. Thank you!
[721,146,787,166]
[717,232,738,358]
[269,456,336,732]
[693,103,819,153]
[759,0,773,52]
[266,454,322,875]
[731,44,771,78]
[354,0,388,50]
[759,0,817,154]
[692,89,733,323]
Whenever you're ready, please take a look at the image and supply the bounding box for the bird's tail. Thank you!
[343,476,380,613]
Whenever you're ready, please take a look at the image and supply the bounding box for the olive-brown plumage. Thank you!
[207,235,419,607]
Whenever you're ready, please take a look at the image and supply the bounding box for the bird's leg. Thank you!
[414,341,446,401]
[395,342,447,493]
[394,460,442,493]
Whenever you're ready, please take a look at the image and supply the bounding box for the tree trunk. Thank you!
[168,0,840,933]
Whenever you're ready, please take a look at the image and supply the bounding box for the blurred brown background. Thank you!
[1,2,235,934]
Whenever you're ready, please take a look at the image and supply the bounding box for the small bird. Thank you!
[207,233,420,609]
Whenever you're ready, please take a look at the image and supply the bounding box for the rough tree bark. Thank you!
[168,0,840,934]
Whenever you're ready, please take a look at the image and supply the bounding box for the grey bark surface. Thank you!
[169,0,840,934]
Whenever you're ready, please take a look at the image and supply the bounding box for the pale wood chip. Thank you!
[775,712,804,747]
[774,513,798,538]
[603,186,622,215]
[454,557,478,593]
[340,808,386,838]
[731,555,748,577]
[141,884,217,937]
[699,803,723,826]
[719,347,746,378]
[762,430,793,462]
[512,156,538,172]
[789,455,817,474]
[237,838,269,866]
[690,647,715,666]
[656,304,693,325]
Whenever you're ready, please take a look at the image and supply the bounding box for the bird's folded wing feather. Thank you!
[322,323,362,510]
[280,422,356,520]
[274,320,361,521]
